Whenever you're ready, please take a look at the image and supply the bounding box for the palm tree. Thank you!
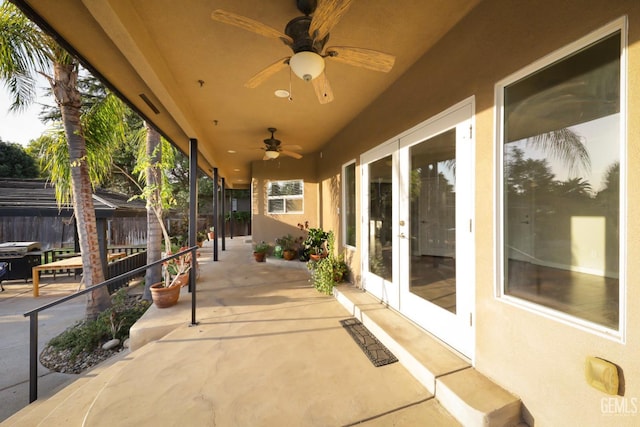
[526,128,591,176]
[142,123,164,299]
[114,121,177,298]
[0,2,111,319]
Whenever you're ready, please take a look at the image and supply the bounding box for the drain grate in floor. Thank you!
[340,318,398,367]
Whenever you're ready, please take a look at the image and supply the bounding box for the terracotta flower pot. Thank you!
[150,283,180,308]
[253,252,266,262]
[283,249,297,261]
[309,252,327,262]
[173,272,190,287]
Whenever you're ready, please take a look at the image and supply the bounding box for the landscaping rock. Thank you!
[102,338,120,350]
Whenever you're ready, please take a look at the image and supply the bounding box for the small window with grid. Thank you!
[267,179,304,213]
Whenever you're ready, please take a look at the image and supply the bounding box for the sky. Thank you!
[0,79,51,146]
[508,114,619,194]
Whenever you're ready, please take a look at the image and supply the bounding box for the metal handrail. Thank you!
[23,246,199,403]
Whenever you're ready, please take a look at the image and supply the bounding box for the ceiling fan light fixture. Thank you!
[289,51,324,82]
[265,150,280,159]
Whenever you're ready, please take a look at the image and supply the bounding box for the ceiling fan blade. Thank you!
[212,10,293,45]
[308,0,353,42]
[281,150,303,160]
[244,57,290,88]
[281,144,303,151]
[326,46,395,73]
[312,71,334,104]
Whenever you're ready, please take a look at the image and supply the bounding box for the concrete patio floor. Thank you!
[0,273,87,423]
[2,238,462,426]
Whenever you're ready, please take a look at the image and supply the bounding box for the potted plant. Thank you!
[307,231,349,294]
[276,234,299,260]
[150,255,191,308]
[253,241,270,262]
[196,231,206,247]
[165,247,192,287]
[303,227,329,261]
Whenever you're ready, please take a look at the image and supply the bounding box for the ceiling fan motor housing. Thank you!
[285,16,328,54]
[264,127,282,149]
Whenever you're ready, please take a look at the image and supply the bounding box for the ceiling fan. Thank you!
[211,0,395,104]
[261,128,303,160]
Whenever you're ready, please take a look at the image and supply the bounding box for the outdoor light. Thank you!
[289,51,324,82]
[265,150,280,159]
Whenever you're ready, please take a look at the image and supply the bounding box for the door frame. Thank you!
[398,97,476,360]
[360,97,476,361]
[360,139,400,309]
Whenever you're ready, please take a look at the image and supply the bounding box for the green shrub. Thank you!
[48,288,150,359]
[307,230,349,295]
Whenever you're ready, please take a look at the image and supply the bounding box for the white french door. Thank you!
[361,98,475,360]
[361,140,400,309]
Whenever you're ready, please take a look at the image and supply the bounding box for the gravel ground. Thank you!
[39,292,148,375]
[39,345,126,374]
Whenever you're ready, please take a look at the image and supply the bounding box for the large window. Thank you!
[343,161,356,248]
[498,25,624,332]
[267,180,303,213]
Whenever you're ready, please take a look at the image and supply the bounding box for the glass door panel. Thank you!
[409,129,457,313]
[398,98,475,360]
[368,156,393,282]
[361,141,399,309]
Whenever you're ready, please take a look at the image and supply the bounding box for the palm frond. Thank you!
[526,128,591,176]
[0,2,52,111]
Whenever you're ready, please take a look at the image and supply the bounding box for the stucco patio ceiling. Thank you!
[16,0,480,188]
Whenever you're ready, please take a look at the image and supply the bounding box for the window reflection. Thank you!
[502,32,621,329]
[368,157,392,281]
[409,129,457,313]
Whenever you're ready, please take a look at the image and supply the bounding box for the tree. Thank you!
[143,123,163,300]
[505,147,556,196]
[555,177,593,199]
[114,122,177,297]
[0,2,111,319]
[0,139,38,177]
[525,128,591,176]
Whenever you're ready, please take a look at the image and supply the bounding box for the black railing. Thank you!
[106,245,147,256]
[106,251,148,294]
[23,246,199,403]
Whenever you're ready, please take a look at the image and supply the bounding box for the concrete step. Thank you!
[129,285,192,351]
[334,284,523,427]
[3,350,131,426]
[437,368,523,426]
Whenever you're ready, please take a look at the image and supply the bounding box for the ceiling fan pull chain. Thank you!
[323,70,328,98]
[288,66,294,101]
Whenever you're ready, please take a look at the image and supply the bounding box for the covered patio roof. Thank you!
[13,0,481,187]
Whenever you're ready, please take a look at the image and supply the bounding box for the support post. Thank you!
[97,218,108,277]
[213,167,219,261]
[221,177,226,251]
[29,313,38,402]
[189,138,198,325]
[230,189,235,239]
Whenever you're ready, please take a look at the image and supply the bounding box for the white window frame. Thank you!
[342,160,357,250]
[494,17,627,341]
[267,179,304,214]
